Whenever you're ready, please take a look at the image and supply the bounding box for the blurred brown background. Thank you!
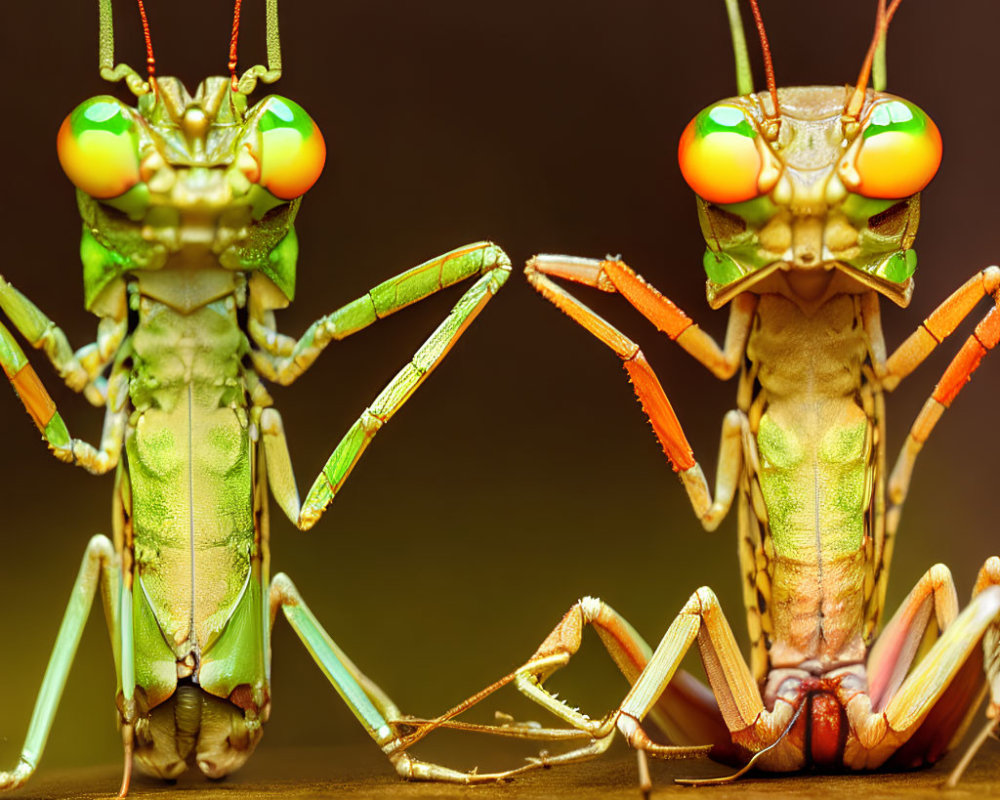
[0,0,998,783]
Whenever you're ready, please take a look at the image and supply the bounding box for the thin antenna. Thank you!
[235,0,283,95]
[723,0,754,96]
[97,0,154,96]
[748,0,780,119]
[135,0,157,90]
[229,0,244,90]
[873,28,888,91]
[847,0,904,118]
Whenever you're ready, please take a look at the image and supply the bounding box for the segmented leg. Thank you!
[616,588,787,760]
[250,242,509,385]
[258,248,509,530]
[0,321,128,474]
[945,557,1000,786]
[525,256,756,379]
[395,597,722,772]
[0,277,127,405]
[0,536,120,792]
[269,573,533,783]
[878,267,1000,520]
[525,256,752,528]
[847,571,1000,770]
[866,563,959,710]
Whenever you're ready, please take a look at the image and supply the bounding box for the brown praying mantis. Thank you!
[395,0,1000,789]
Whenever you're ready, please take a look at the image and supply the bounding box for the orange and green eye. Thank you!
[255,96,326,200]
[57,97,140,199]
[678,104,763,205]
[854,100,942,199]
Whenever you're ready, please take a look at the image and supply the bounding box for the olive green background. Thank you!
[0,0,998,784]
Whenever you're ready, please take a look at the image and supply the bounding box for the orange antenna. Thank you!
[846,0,904,118]
[135,0,157,89]
[748,0,779,119]
[229,0,244,90]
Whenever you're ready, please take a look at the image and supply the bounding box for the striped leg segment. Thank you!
[260,246,509,530]
[0,536,121,792]
[250,242,510,385]
[400,597,723,773]
[0,320,127,474]
[883,267,1000,517]
[865,564,959,711]
[0,277,127,405]
[525,256,755,379]
[847,573,1000,771]
[617,588,782,760]
[525,256,749,527]
[945,557,1000,786]
[269,573,527,783]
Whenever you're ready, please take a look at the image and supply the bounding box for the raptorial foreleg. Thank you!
[525,256,748,529]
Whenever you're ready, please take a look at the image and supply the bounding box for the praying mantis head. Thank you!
[681,0,940,310]
[55,0,324,308]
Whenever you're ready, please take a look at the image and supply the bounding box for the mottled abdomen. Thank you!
[746,294,876,669]
[125,295,257,705]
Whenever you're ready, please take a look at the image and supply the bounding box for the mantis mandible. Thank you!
[0,0,513,793]
[402,0,1000,788]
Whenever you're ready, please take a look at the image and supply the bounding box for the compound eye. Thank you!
[678,104,763,204]
[57,97,140,199]
[853,100,941,199]
[254,96,326,200]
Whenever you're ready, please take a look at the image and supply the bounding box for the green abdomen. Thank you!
[756,403,871,561]
[126,296,254,660]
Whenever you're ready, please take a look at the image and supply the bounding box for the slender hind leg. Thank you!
[844,564,1000,770]
[389,596,725,772]
[414,591,765,771]
[614,588,797,767]
[511,597,727,749]
[269,573,536,782]
[944,557,1000,786]
[0,536,119,792]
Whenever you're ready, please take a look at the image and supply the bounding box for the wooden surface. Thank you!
[6,739,998,799]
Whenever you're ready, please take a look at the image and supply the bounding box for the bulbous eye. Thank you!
[678,104,763,204]
[57,97,140,199]
[254,96,326,200]
[853,100,941,199]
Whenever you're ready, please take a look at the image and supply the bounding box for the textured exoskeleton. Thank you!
[402,0,1000,789]
[0,1,513,793]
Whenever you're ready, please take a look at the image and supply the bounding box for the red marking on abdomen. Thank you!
[808,691,846,767]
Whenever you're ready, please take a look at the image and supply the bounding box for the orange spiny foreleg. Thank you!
[525,256,750,527]
[528,255,755,379]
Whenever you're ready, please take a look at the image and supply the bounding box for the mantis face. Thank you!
[56,76,325,305]
[678,87,941,309]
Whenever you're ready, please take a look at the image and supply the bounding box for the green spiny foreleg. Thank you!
[250,242,509,385]
[258,243,510,529]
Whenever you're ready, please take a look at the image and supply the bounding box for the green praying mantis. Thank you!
[0,0,516,793]
[390,0,1000,791]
